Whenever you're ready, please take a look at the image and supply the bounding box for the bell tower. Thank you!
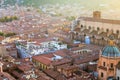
[93,11,101,19]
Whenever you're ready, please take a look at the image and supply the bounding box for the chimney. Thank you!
[93,11,101,19]
[0,62,3,72]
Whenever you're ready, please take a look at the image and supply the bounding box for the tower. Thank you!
[97,38,120,80]
[93,11,101,19]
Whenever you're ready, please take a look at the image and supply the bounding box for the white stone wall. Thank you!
[80,20,120,34]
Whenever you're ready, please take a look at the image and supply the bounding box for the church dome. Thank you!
[102,46,120,57]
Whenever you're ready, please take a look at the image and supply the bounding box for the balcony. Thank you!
[98,66,107,70]
[109,67,114,71]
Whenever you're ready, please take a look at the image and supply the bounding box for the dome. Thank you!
[102,46,120,57]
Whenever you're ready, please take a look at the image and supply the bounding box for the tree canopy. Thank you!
[0,16,18,22]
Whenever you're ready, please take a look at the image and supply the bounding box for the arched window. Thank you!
[103,62,106,66]
[111,63,113,68]
[89,26,91,29]
[106,29,109,32]
[101,72,104,77]
[97,27,100,31]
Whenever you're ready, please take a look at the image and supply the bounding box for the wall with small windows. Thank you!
[97,56,120,80]
[98,70,107,80]
[80,20,120,34]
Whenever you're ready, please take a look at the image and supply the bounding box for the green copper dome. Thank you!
[102,46,120,57]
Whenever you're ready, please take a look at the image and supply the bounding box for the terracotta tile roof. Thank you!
[31,37,53,43]
[90,30,98,35]
[71,44,102,52]
[99,32,108,37]
[63,65,79,71]
[81,29,90,34]
[11,70,23,78]
[44,69,66,80]
[17,64,33,72]
[32,50,69,66]
[0,72,16,80]
[52,58,71,66]
[75,54,99,64]
[54,49,69,57]
[32,55,52,66]
[44,69,59,79]
[36,76,48,80]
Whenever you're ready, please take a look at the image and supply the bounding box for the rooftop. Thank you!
[79,17,120,25]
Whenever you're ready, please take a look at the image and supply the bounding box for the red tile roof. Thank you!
[44,69,66,80]
[32,49,68,66]
[17,64,33,72]
[32,55,52,66]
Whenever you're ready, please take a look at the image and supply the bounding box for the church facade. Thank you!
[97,39,120,80]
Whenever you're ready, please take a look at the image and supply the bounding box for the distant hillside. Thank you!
[1,0,120,10]
[1,0,120,20]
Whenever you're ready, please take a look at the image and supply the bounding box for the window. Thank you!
[111,63,113,68]
[101,37,104,40]
[103,62,106,66]
[106,29,109,32]
[101,72,104,77]
[89,26,91,29]
[117,30,119,34]
[81,25,83,28]
[84,34,86,36]
[117,77,120,80]
[92,35,95,38]
[97,27,100,31]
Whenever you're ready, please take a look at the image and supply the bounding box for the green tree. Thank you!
[0,32,4,36]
